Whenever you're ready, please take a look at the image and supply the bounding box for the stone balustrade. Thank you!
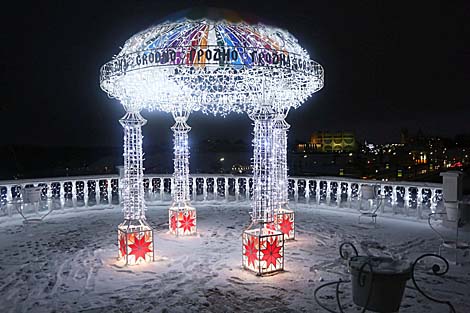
[0,174,443,219]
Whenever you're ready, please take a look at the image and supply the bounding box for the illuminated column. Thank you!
[169,110,196,236]
[118,110,154,266]
[250,107,276,223]
[243,106,284,275]
[272,109,296,240]
[273,110,290,210]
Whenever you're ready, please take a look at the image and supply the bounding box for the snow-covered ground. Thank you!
[0,202,469,313]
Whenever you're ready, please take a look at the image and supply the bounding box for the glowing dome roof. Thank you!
[118,19,309,64]
[100,16,324,114]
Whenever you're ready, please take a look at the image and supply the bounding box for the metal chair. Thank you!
[428,212,470,265]
[358,184,383,226]
[11,186,53,223]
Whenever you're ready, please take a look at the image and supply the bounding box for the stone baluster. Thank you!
[305,180,310,204]
[192,178,197,201]
[346,182,352,205]
[159,178,163,201]
[5,185,13,203]
[391,185,398,211]
[430,188,437,213]
[94,180,99,205]
[294,179,299,203]
[84,180,90,206]
[416,187,423,219]
[336,182,342,206]
[326,180,331,203]
[203,178,207,201]
[235,178,240,201]
[56,182,63,208]
[315,180,320,204]
[225,178,229,201]
[107,179,113,205]
[71,181,77,207]
[379,184,385,213]
[403,187,410,215]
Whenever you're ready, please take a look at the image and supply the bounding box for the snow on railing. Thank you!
[0,174,443,219]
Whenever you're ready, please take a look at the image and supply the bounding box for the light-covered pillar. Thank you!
[271,109,295,239]
[117,110,154,266]
[169,110,196,236]
[243,106,284,275]
[250,107,276,223]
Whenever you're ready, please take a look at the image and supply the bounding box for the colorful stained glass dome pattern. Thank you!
[119,19,309,67]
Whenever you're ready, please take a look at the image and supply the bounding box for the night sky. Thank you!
[2,0,469,147]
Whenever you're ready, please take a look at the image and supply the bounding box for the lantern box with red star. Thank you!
[275,208,295,240]
[242,227,284,276]
[169,206,197,236]
[118,219,154,266]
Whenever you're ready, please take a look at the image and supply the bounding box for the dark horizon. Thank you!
[2,0,469,147]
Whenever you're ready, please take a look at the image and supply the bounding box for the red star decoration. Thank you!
[265,222,276,231]
[119,234,127,257]
[179,212,195,234]
[170,213,177,231]
[128,234,152,262]
[244,237,258,267]
[279,215,293,235]
[261,237,282,269]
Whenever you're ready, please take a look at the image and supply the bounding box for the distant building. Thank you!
[297,131,357,153]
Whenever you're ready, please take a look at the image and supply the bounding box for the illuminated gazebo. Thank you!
[100,11,323,269]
